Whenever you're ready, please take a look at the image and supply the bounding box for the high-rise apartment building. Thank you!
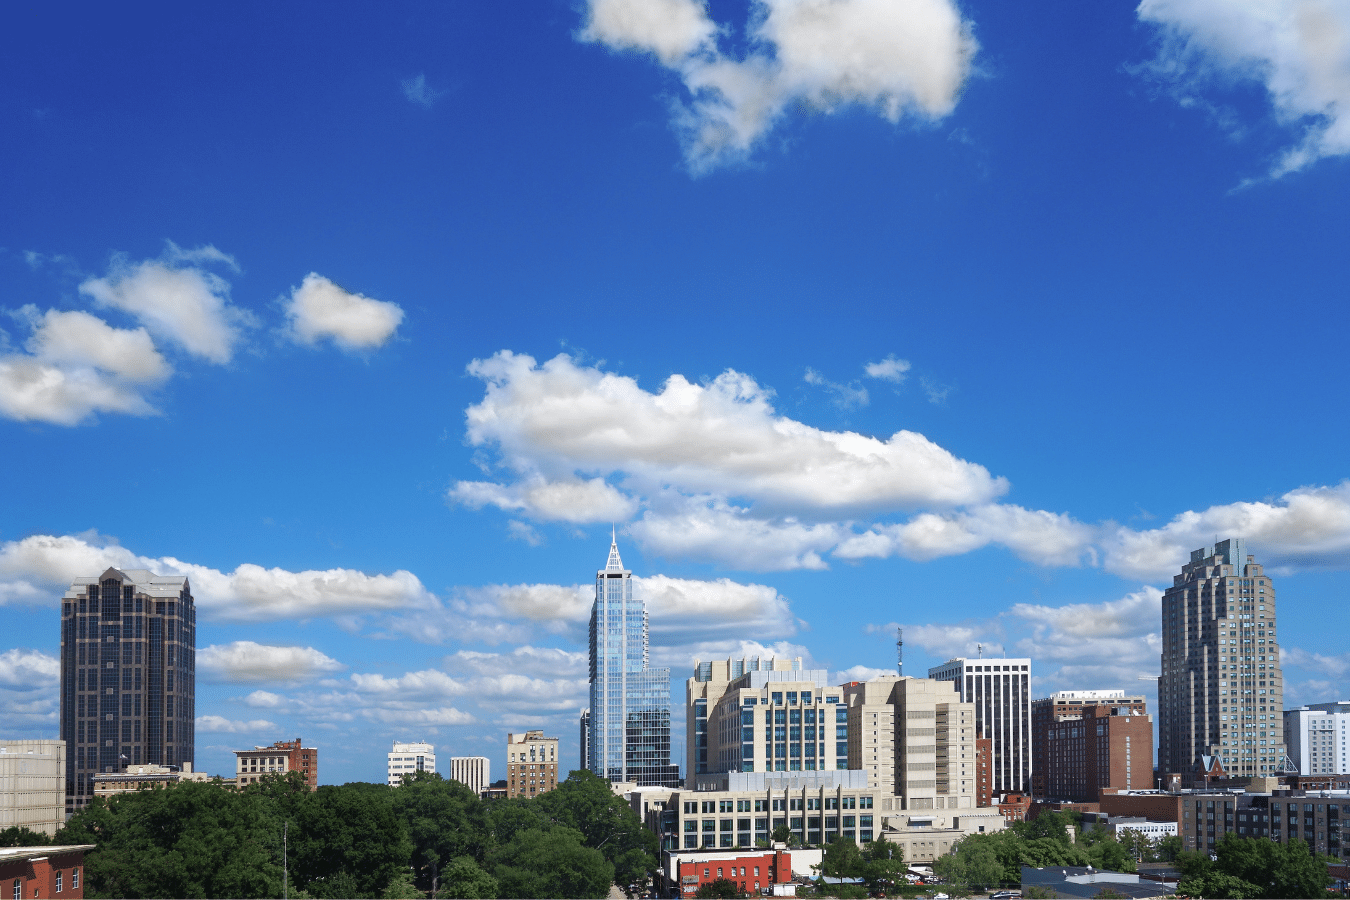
[1032,690,1148,796]
[686,657,849,784]
[586,537,679,786]
[387,741,435,786]
[234,738,317,789]
[450,756,490,795]
[506,730,559,798]
[1158,539,1289,777]
[60,567,196,814]
[1284,701,1350,775]
[928,657,1031,794]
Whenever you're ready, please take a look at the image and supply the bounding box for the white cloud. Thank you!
[198,641,346,683]
[579,0,978,172]
[629,499,844,570]
[835,664,895,683]
[0,307,170,425]
[401,74,444,108]
[284,273,404,350]
[0,532,439,622]
[836,503,1095,567]
[451,476,637,524]
[455,351,1005,522]
[0,648,59,689]
[863,355,911,383]
[243,690,285,708]
[79,244,251,363]
[450,646,588,678]
[1136,0,1350,177]
[195,715,279,734]
[1280,646,1350,679]
[803,368,869,410]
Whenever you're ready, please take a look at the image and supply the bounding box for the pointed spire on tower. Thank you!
[606,528,624,572]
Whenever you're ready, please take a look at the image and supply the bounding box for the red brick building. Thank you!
[0,845,93,900]
[1040,705,1153,802]
[666,848,792,897]
[975,737,993,808]
[1032,692,1148,798]
[999,792,1032,822]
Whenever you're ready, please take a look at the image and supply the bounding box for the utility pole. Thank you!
[283,820,288,900]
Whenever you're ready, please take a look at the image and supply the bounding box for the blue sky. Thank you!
[2,0,1348,786]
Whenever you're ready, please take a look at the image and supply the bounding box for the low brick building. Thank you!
[0,845,94,899]
[664,847,792,897]
[234,738,317,790]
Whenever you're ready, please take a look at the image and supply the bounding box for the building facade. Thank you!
[0,740,64,837]
[1032,690,1148,797]
[663,848,792,897]
[1039,704,1153,802]
[687,656,847,783]
[60,567,196,814]
[235,738,317,789]
[0,846,93,900]
[450,756,490,795]
[586,537,679,786]
[387,741,435,786]
[94,761,210,797]
[1285,701,1350,776]
[1157,540,1289,778]
[506,731,558,798]
[928,657,1031,794]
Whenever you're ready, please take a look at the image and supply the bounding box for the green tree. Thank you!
[290,783,413,898]
[819,837,864,879]
[695,878,744,898]
[438,855,499,899]
[771,824,798,847]
[1155,834,1183,862]
[533,770,657,889]
[491,827,613,899]
[1173,833,1333,899]
[391,771,491,893]
[0,826,50,847]
[861,839,907,889]
[383,869,426,899]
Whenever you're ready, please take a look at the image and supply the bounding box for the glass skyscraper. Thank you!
[586,537,680,786]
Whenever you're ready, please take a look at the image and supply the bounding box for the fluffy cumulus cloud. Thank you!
[0,649,59,731]
[0,532,438,622]
[0,307,170,425]
[836,503,1097,567]
[198,641,346,683]
[79,243,252,364]
[1136,0,1350,177]
[195,715,280,734]
[284,273,405,350]
[579,0,978,172]
[864,355,911,383]
[450,351,1006,566]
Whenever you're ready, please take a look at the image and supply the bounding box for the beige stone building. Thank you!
[450,756,490,795]
[506,730,558,798]
[236,738,318,789]
[93,762,210,798]
[0,740,65,837]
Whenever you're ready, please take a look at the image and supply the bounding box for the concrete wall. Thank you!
[0,740,66,837]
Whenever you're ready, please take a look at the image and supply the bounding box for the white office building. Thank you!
[450,756,490,795]
[928,657,1032,794]
[1285,701,1350,776]
[387,741,435,786]
[0,740,65,837]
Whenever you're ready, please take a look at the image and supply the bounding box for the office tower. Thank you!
[928,656,1031,794]
[1032,690,1147,796]
[506,730,559,798]
[60,567,196,814]
[450,756,490,795]
[387,741,435,786]
[586,537,680,786]
[234,737,317,789]
[1158,539,1289,777]
[1284,701,1350,775]
[1039,704,1153,801]
[687,656,848,784]
[578,709,589,775]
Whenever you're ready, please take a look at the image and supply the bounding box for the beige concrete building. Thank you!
[450,756,490,795]
[235,738,318,789]
[506,730,558,798]
[656,666,1006,862]
[93,762,210,798]
[0,740,65,837]
[387,741,435,787]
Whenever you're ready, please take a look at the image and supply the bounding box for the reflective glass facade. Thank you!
[587,539,679,786]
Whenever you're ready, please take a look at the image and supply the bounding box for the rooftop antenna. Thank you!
[978,643,983,659]
[896,627,903,676]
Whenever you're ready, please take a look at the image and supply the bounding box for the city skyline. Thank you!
[3,1,1350,785]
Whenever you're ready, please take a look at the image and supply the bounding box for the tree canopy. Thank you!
[53,767,655,899]
[1174,832,1333,899]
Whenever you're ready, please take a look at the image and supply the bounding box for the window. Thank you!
[54,872,61,894]
[13,879,20,900]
